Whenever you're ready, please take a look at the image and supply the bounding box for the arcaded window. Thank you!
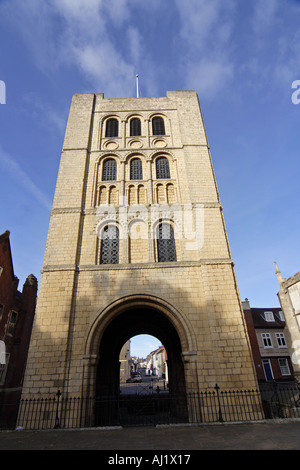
[105,118,119,137]
[100,225,119,264]
[156,157,170,179]
[130,158,143,180]
[157,223,176,262]
[102,158,117,181]
[152,117,165,135]
[130,118,141,136]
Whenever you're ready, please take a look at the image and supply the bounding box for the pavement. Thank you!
[1,419,300,452]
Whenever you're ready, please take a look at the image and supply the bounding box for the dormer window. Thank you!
[264,311,275,322]
[277,311,285,321]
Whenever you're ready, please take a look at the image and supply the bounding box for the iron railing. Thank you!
[259,381,300,419]
[1,382,300,430]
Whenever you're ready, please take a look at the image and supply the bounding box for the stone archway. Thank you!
[83,295,197,423]
[96,306,186,397]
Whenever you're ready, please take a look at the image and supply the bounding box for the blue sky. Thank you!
[1,0,300,358]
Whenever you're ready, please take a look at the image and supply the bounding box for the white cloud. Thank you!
[252,0,279,35]
[173,0,300,99]
[273,28,300,87]
[52,0,106,44]
[130,335,161,357]
[0,0,138,97]
[103,0,130,26]
[1,0,60,74]
[186,60,234,98]
[53,0,103,21]
[127,27,143,65]
[174,0,236,96]
[2,0,299,101]
[22,92,66,134]
[248,0,300,91]
[0,147,52,210]
[175,0,236,50]
[73,43,135,96]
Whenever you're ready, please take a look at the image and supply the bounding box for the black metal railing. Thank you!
[259,381,300,419]
[1,382,299,430]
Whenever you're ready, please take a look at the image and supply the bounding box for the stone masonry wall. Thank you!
[22,91,258,398]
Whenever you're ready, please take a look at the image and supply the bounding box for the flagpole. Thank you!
[136,74,139,98]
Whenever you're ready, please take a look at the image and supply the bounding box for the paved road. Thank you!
[120,377,168,395]
[1,419,300,451]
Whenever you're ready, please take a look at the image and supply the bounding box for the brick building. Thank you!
[242,299,294,382]
[0,230,37,427]
[21,91,260,425]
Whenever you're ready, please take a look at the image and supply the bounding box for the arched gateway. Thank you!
[21,91,260,428]
[84,295,197,398]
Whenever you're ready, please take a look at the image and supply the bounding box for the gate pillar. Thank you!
[181,351,199,393]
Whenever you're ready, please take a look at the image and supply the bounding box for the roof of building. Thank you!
[250,307,285,329]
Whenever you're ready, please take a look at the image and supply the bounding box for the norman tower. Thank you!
[22,91,258,419]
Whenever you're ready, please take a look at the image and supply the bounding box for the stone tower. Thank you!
[275,262,300,379]
[22,91,258,415]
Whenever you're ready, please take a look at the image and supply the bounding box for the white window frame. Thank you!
[278,358,290,376]
[264,311,274,322]
[278,311,285,321]
[276,332,287,348]
[0,352,9,385]
[262,332,273,348]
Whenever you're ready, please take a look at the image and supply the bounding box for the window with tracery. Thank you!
[152,117,165,135]
[130,118,141,136]
[130,158,143,180]
[100,225,119,264]
[105,118,119,137]
[157,223,176,262]
[156,157,170,179]
[102,159,117,181]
